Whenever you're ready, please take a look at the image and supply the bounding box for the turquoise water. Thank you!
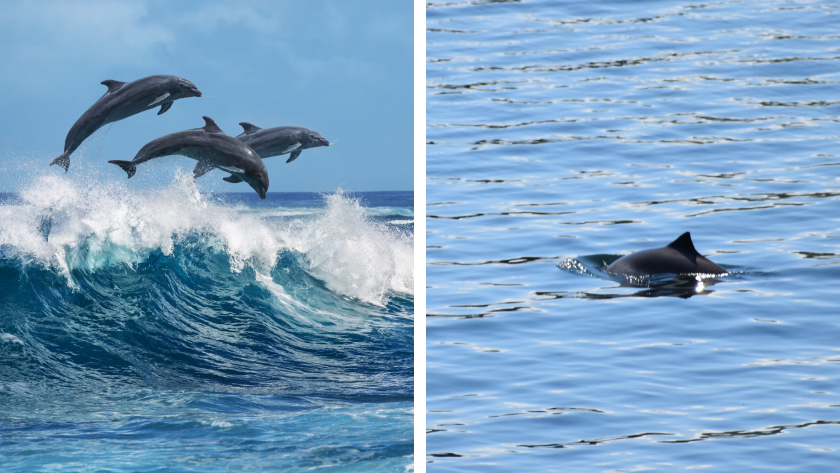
[426,0,840,471]
[0,176,413,472]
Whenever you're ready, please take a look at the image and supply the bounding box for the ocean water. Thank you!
[0,174,413,472]
[426,1,840,471]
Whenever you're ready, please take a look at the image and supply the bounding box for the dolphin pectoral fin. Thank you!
[148,93,171,107]
[223,175,243,183]
[108,160,137,179]
[50,152,71,172]
[101,80,126,93]
[286,150,302,163]
[157,102,173,115]
[193,161,215,179]
[281,142,302,154]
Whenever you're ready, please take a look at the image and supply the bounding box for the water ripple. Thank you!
[428,0,840,469]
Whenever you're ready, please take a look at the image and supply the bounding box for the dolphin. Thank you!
[51,75,202,172]
[605,232,727,277]
[108,117,269,199]
[192,123,330,179]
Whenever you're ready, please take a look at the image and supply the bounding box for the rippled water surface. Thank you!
[426,1,840,471]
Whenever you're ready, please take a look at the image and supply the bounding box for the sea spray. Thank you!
[0,175,412,306]
[283,190,414,306]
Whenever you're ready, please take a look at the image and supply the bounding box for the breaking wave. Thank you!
[0,174,413,306]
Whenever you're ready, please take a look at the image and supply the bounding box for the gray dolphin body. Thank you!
[192,123,330,179]
[51,75,202,171]
[606,232,727,277]
[108,117,269,199]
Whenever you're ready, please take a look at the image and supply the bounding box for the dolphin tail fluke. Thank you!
[108,160,137,179]
[50,152,70,172]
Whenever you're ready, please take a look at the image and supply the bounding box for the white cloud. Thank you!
[0,1,174,88]
[173,3,279,34]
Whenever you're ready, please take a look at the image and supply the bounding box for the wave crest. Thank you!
[0,174,412,305]
[286,191,414,306]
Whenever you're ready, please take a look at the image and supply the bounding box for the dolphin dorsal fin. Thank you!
[201,116,224,133]
[101,80,126,93]
[667,232,699,255]
[239,122,261,134]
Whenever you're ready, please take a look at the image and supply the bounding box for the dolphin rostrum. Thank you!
[192,123,330,179]
[109,117,269,199]
[606,232,727,277]
[51,75,202,172]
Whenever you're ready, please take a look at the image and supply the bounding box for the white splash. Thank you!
[1,333,23,344]
[281,190,414,306]
[0,175,413,305]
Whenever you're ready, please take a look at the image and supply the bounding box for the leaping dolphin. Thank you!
[192,123,330,179]
[606,232,727,277]
[51,75,202,172]
[108,117,269,199]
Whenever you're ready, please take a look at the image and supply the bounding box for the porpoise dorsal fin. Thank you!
[239,122,261,134]
[667,232,699,255]
[101,80,126,93]
[202,116,224,133]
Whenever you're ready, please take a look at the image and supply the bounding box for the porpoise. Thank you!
[192,123,330,179]
[606,232,727,277]
[51,75,202,171]
[109,117,269,199]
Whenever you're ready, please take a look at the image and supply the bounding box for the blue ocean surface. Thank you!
[0,175,413,472]
[427,0,840,471]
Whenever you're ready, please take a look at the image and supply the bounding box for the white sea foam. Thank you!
[1,333,23,344]
[281,191,414,306]
[0,174,413,305]
[362,207,414,217]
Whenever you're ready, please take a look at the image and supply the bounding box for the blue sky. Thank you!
[0,0,413,193]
